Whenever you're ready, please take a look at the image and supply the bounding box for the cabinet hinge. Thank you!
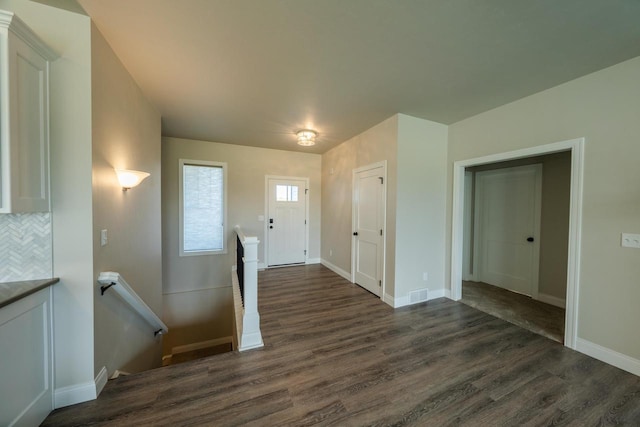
[379,177,384,184]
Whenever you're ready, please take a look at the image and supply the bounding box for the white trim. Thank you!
[54,366,104,409]
[536,293,566,308]
[306,258,321,265]
[95,366,108,397]
[445,288,452,299]
[321,259,351,281]
[383,288,446,308]
[462,171,476,281]
[351,160,388,295]
[264,175,310,267]
[178,159,228,256]
[451,138,584,350]
[171,336,233,355]
[258,262,266,271]
[576,338,640,377]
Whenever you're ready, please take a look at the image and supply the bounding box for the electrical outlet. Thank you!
[329,249,333,257]
[101,229,108,246]
[621,233,640,249]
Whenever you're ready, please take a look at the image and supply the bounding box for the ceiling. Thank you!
[77,0,640,154]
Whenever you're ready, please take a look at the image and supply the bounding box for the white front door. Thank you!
[475,164,542,296]
[267,178,307,266]
[353,164,385,296]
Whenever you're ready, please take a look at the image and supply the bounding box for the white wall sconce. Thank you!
[296,129,318,146]
[115,169,150,191]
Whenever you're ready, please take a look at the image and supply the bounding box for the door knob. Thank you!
[353,232,358,236]
[527,237,534,242]
[270,226,273,229]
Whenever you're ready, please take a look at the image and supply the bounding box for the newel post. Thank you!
[240,235,263,350]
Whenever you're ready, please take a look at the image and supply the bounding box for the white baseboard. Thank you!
[445,288,452,299]
[171,336,233,355]
[257,262,266,271]
[54,366,106,409]
[576,337,640,377]
[383,293,395,307]
[95,366,108,397]
[306,258,321,265]
[321,259,352,282]
[384,287,446,308]
[536,293,566,308]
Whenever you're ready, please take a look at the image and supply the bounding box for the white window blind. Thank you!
[180,160,227,255]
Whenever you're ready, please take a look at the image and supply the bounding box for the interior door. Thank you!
[267,178,307,266]
[353,165,384,296]
[475,164,542,296]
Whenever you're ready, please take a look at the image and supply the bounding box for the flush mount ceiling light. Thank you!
[296,129,318,146]
[115,169,150,191]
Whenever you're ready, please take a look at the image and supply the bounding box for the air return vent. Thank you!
[409,288,429,304]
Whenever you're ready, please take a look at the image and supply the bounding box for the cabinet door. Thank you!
[3,33,50,212]
[0,288,53,426]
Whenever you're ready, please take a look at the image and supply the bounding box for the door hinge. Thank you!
[304,250,307,255]
[305,188,309,194]
[305,220,307,225]
[379,280,382,287]
[380,229,383,236]
[379,177,384,184]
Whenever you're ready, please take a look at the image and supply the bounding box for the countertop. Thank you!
[0,278,59,309]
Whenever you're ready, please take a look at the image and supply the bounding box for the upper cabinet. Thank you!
[0,11,57,213]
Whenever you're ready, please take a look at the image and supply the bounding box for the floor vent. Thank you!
[409,288,429,303]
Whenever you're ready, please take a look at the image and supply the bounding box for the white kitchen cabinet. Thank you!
[0,11,57,213]
[0,286,54,426]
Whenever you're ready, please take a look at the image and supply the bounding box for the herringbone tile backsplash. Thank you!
[0,213,52,282]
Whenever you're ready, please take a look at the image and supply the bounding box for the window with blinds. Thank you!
[179,159,227,255]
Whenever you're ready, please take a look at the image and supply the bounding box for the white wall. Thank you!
[448,56,640,361]
[394,115,448,303]
[162,136,321,353]
[91,23,163,377]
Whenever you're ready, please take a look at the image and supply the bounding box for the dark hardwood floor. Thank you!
[44,264,640,426]
[461,280,565,343]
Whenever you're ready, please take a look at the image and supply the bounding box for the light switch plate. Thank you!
[621,233,640,249]
[101,229,108,246]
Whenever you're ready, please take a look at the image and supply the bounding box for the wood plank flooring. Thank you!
[461,280,565,343]
[44,264,640,426]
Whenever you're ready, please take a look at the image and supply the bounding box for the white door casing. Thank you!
[266,177,307,266]
[352,162,386,297]
[450,138,584,349]
[474,164,542,297]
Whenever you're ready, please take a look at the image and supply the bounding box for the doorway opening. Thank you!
[265,176,309,267]
[462,155,569,343]
[451,138,584,349]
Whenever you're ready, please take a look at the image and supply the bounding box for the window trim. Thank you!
[178,159,228,257]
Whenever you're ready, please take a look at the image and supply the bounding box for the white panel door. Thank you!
[267,178,306,266]
[353,166,384,296]
[476,164,542,296]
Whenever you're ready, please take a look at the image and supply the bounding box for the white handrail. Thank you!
[233,225,263,351]
[97,271,168,336]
